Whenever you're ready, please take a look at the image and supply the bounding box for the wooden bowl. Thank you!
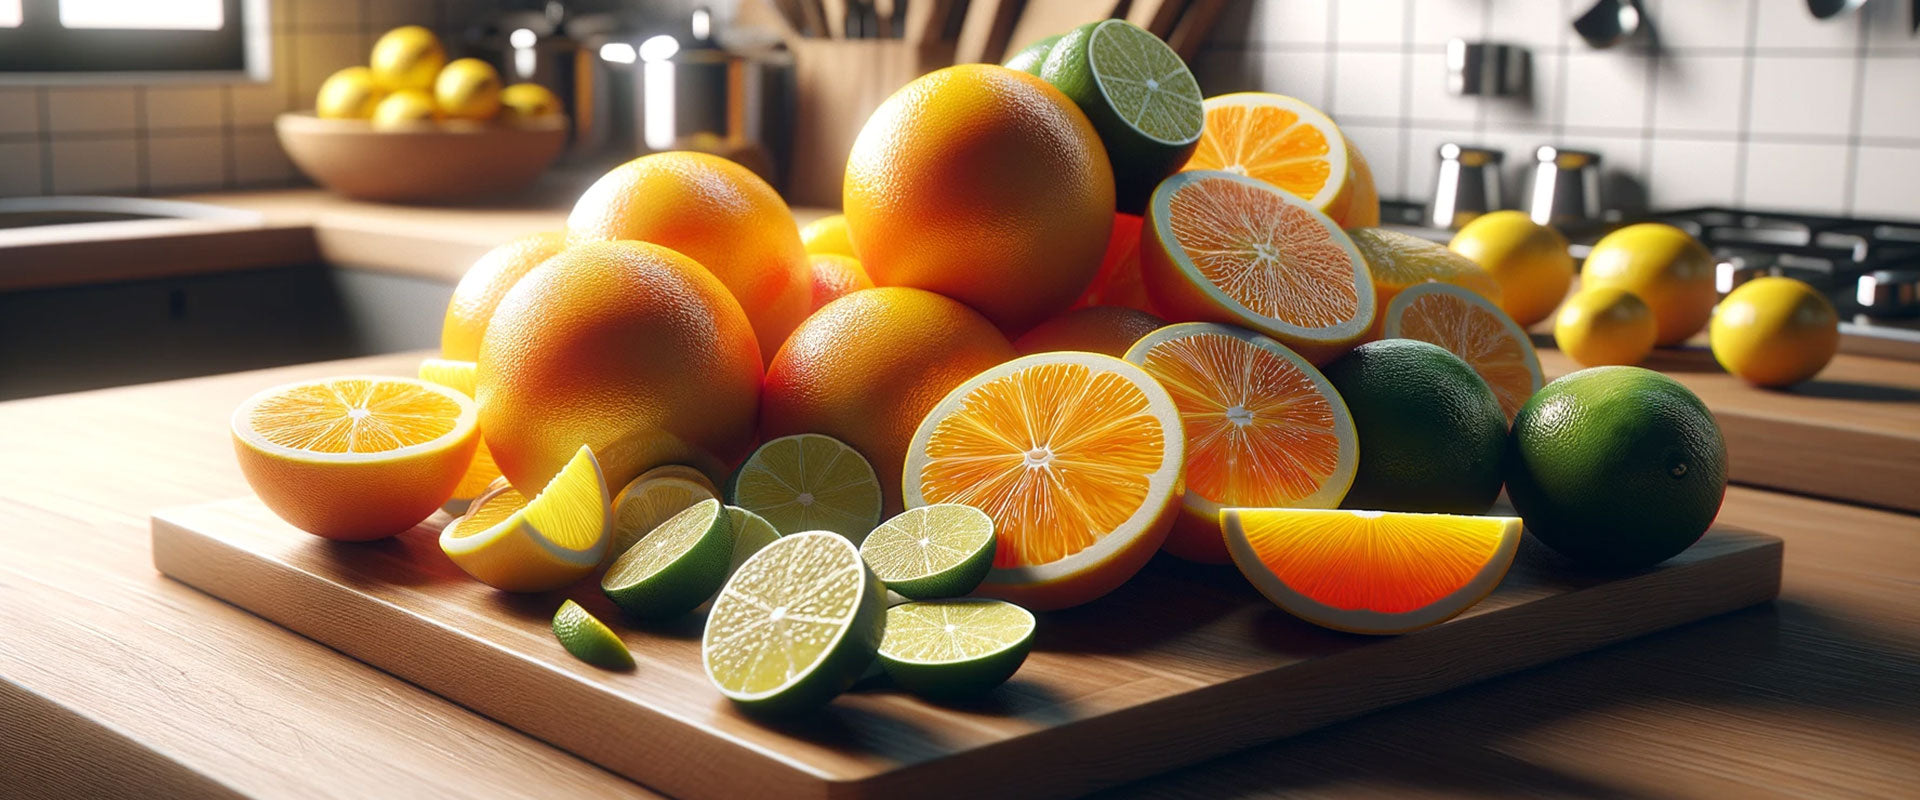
[275,112,568,203]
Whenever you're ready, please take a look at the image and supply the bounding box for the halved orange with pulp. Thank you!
[1141,170,1375,364]
[1124,323,1358,564]
[1383,282,1544,421]
[902,352,1185,610]
[1182,92,1352,218]
[1222,508,1521,634]
[231,376,479,540]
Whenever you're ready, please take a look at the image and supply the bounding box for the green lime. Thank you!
[1003,34,1061,74]
[859,504,996,600]
[1505,366,1726,570]
[1324,339,1507,513]
[878,599,1035,700]
[703,531,887,714]
[723,505,782,571]
[727,433,884,543]
[1038,19,1203,213]
[551,600,633,670]
[601,498,734,620]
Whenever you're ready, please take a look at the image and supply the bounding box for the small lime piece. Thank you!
[703,531,887,714]
[878,599,1036,700]
[551,600,633,671]
[1003,34,1062,74]
[1038,19,1204,213]
[859,504,996,600]
[728,433,884,543]
[602,498,735,620]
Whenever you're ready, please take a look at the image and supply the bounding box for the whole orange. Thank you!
[807,253,874,311]
[478,241,762,492]
[844,64,1114,335]
[760,287,1016,512]
[440,230,567,361]
[567,151,807,363]
[1015,305,1165,358]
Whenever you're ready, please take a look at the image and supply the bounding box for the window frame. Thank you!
[0,0,271,85]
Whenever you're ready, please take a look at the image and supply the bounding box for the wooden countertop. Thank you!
[3,351,1916,799]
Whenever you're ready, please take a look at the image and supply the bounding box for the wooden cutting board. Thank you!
[152,498,1781,800]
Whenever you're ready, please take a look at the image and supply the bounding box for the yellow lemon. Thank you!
[799,214,856,258]
[500,82,562,120]
[1710,276,1839,387]
[371,89,438,129]
[370,25,446,92]
[435,58,503,121]
[315,66,386,119]
[1581,223,1717,347]
[1555,287,1657,367]
[1448,210,1574,327]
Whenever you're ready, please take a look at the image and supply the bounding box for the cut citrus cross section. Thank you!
[703,531,886,714]
[903,352,1185,610]
[1182,92,1352,217]
[1384,282,1544,422]
[859,504,997,600]
[232,375,479,540]
[602,497,735,619]
[440,445,611,592]
[416,357,505,502]
[1222,508,1522,635]
[610,464,719,558]
[1347,227,1501,339]
[878,599,1036,699]
[1141,170,1375,364]
[729,434,884,543]
[1124,323,1359,564]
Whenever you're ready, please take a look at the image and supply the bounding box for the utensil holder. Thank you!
[786,38,956,208]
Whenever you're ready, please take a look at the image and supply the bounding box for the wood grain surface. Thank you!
[153,494,1780,799]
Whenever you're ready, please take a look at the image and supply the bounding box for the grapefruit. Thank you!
[440,230,567,361]
[806,253,874,311]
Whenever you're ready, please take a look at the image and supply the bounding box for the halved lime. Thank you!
[703,531,886,714]
[727,434,883,543]
[610,465,719,558]
[602,498,734,620]
[724,505,782,571]
[551,599,633,671]
[1003,34,1062,75]
[1039,19,1203,213]
[859,504,996,600]
[878,599,1036,699]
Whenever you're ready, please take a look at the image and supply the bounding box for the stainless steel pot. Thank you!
[1527,146,1604,226]
[1430,143,1505,230]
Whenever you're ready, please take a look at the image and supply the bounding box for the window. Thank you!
[0,0,267,82]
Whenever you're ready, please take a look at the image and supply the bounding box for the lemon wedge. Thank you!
[441,445,610,592]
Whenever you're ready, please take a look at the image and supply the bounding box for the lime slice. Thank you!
[878,599,1036,699]
[859,504,996,600]
[1039,19,1203,213]
[551,599,634,670]
[723,505,782,572]
[610,465,719,557]
[601,498,735,620]
[727,434,883,544]
[703,531,886,714]
[1003,34,1062,75]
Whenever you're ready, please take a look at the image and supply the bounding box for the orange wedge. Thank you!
[1141,170,1376,364]
[1124,323,1358,564]
[1072,213,1151,312]
[1383,282,1544,421]
[903,352,1185,610]
[1222,508,1521,634]
[417,357,505,502]
[231,376,479,540]
[1182,92,1352,218]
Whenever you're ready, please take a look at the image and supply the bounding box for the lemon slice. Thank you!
[610,464,719,558]
[551,600,633,671]
[703,531,886,714]
[878,599,1035,699]
[602,498,735,620]
[728,434,883,543]
[440,445,610,592]
[860,504,996,600]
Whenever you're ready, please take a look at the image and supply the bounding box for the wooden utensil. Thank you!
[794,0,829,37]
[1167,0,1226,59]
[904,0,955,44]
[955,0,1022,63]
[821,0,849,37]
[1006,0,1124,54]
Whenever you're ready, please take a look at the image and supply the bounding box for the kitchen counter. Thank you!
[1,351,1915,799]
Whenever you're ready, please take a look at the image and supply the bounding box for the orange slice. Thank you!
[1383,282,1544,421]
[1124,323,1358,564]
[1141,170,1375,364]
[1182,92,1352,218]
[417,357,505,502]
[231,376,479,540]
[1222,508,1521,634]
[1348,227,1501,340]
[902,352,1185,610]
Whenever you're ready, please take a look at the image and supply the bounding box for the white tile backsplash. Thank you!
[1334,0,1408,47]
[1746,56,1857,138]
[1741,141,1849,212]
[1331,50,1407,120]
[1484,51,1560,132]
[1486,0,1567,48]
[1408,49,1478,124]
[1851,146,1920,218]
[1647,138,1742,208]
[1410,0,1484,47]
[1253,0,1332,46]
[1561,52,1649,132]
[1856,56,1920,140]
[1263,49,1333,111]
[1647,0,1755,51]
[146,133,230,191]
[0,142,43,196]
[143,87,226,130]
[50,138,139,194]
[233,131,297,184]
[0,88,39,135]
[1343,123,1407,198]
[1861,1,1920,53]
[1650,54,1746,135]
[47,88,137,133]
[1754,0,1863,51]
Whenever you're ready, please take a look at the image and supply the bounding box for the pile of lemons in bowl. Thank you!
[314,26,561,130]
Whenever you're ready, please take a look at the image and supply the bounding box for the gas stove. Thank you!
[1379,202,1920,357]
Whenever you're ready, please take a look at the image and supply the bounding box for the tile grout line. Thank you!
[1473,0,1493,137]
[1731,1,1761,205]
[1322,0,1338,116]
[35,87,51,195]
[1838,12,1870,216]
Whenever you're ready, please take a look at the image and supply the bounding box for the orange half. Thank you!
[902,352,1185,610]
[1222,508,1521,634]
[1125,323,1358,564]
[1182,92,1352,217]
[1141,170,1375,364]
[1383,282,1544,421]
